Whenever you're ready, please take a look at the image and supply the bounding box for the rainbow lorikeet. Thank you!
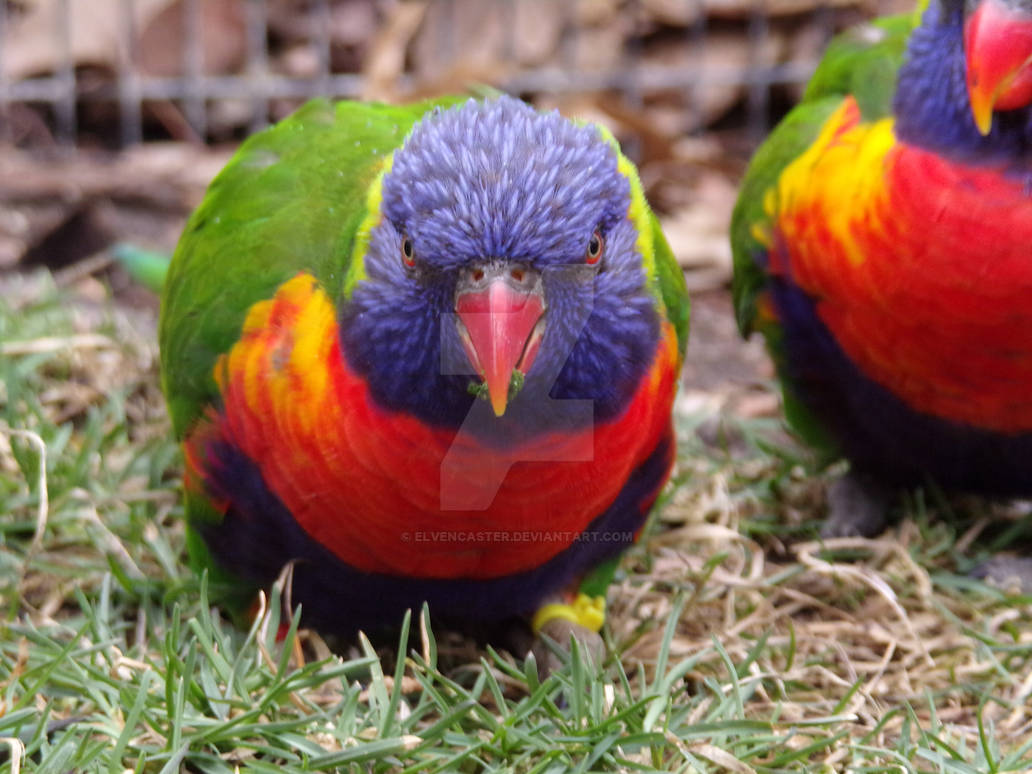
[731,0,1032,539]
[160,95,690,641]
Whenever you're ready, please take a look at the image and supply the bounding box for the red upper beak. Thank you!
[455,264,545,417]
[964,0,1032,134]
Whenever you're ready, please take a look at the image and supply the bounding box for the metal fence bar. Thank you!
[817,3,837,48]
[118,0,143,146]
[0,64,817,105]
[745,0,771,141]
[182,0,207,139]
[499,0,515,64]
[623,0,643,112]
[0,0,876,150]
[502,63,818,95]
[5,78,91,102]
[55,0,77,145]
[685,0,708,135]
[245,0,269,134]
[6,73,367,102]
[313,0,333,97]
[0,0,9,145]
[439,0,455,78]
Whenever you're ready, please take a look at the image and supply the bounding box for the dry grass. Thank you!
[3,271,1032,772]
[602,427,1032,769]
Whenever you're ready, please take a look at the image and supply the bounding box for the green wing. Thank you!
[729,99,839,335]
[730,12,914,337]
[804,14,915,119]
[729,11,915,454]
[159,96,465,440]
[651,212,690,359]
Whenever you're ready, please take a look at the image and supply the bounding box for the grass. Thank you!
[3,270,1032,772]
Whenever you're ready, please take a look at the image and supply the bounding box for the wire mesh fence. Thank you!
[0,0,907,154]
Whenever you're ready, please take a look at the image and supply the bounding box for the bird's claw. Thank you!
[531,617,606,679]
[970,556,1032,593]
[529,593,606,678]
[821,470,894,538]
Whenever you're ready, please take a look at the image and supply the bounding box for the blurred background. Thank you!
[0,0,907,393]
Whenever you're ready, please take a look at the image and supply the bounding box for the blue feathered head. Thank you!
[341,96,660,438]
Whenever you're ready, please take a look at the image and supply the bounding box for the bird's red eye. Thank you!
[585,231,604,265]
[401,237,416,267]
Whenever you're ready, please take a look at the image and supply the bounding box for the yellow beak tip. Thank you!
[967,78,997,136]
[974,107,994,136]
[489,391,508,417]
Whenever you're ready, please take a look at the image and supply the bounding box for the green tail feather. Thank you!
[112,243,171,293]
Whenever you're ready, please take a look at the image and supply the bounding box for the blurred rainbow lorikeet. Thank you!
[731,0,1032,538]
[160,95,690,641]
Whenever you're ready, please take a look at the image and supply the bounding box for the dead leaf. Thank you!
[642,28,786,132]
[20,204,115,272]
[3,0,169,80]
[410,0,563,85]
[360,1,430,101]
[137,0,248,77]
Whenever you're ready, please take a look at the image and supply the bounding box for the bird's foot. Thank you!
[821,470,894,538]
[530,592,606,677]
[970,557,1032,593]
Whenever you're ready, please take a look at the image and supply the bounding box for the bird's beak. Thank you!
[964,0,1032,135]
[455,264,545,417]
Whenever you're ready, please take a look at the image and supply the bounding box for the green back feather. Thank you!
[729,98,841,335]
[159,97,464,440]
[591,120,690,359]
[729,11,914,455]
[803,15,914,119]
[651,213,690,359]
[161,97,467,589]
